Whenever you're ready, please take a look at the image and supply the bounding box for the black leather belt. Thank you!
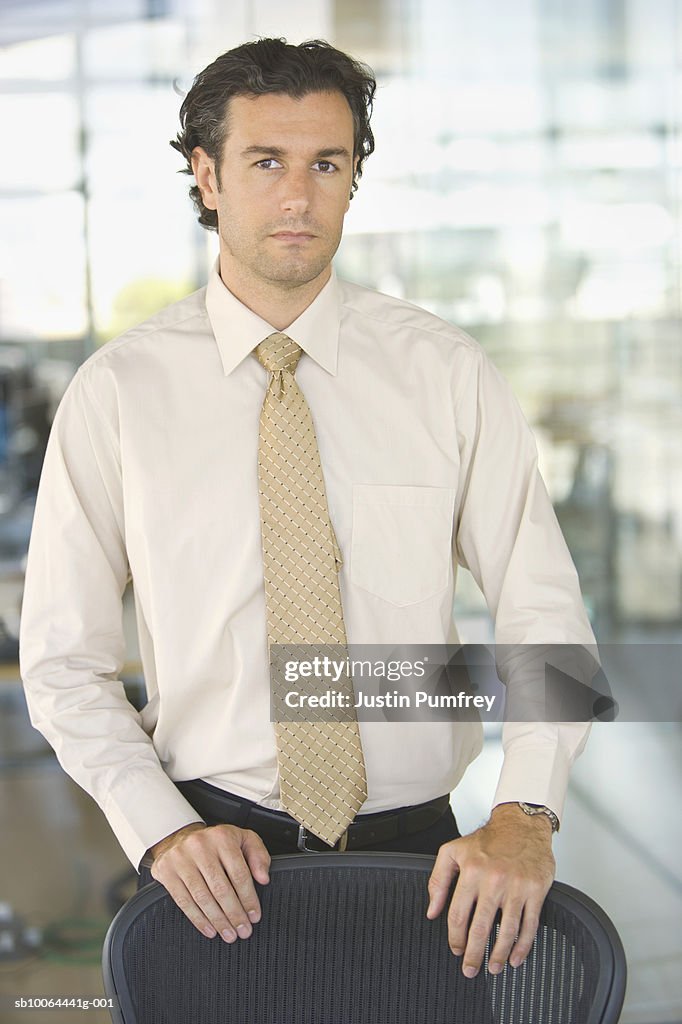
[174,780,451,853]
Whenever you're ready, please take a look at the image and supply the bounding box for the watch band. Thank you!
[517,801,560,833]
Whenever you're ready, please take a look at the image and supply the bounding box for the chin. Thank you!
[262,258,330,288]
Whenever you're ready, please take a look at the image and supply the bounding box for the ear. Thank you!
[191,146,219,211]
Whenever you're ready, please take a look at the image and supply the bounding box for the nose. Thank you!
[279,168,311,216]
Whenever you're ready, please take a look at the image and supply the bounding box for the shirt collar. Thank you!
[205,256,340,377]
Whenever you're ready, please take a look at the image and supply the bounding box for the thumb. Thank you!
[426,841,461,919]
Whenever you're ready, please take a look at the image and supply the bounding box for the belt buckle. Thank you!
[297,825,349,853]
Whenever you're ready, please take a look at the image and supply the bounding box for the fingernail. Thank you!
[463,965,478,978]
[236,924,252,938]
[221,928,236,942]
[450,948,463,957]
[489,962,502,974]
[203,925,217,938]
[248,910,260,923]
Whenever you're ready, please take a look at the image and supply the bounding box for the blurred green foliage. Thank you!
[99,277,194,343]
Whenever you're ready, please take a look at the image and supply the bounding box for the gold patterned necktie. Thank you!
[253,332,367,846]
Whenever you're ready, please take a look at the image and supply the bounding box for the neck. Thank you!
[218,253,331,330]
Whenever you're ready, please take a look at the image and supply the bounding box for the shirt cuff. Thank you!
[102,766,205,870]
[491,721,591,824]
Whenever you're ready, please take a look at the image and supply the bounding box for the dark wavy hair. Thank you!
[170,37,377,231]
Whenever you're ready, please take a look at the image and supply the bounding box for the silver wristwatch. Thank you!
[518,802,560,833]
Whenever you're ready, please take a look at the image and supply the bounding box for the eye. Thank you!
[255,158,282,170]
[314,161,337,174]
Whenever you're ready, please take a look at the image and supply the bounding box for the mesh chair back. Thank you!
[103,852,626,1024]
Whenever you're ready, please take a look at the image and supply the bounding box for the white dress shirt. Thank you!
[19,258,597,868]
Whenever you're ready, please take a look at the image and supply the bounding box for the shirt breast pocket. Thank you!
[350,484,456,607]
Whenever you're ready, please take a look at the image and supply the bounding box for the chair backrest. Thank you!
[102,852,626,1024]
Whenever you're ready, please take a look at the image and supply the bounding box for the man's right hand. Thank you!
[149,823,271,942]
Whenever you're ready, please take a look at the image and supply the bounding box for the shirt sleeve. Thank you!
[452,345,599,824]
[19,366,203,868]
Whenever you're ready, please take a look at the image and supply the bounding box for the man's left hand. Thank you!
[426,803,556,977]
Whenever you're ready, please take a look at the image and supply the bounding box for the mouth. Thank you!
[270,231,316,242]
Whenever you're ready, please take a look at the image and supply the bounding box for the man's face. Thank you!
[192,90,357,292]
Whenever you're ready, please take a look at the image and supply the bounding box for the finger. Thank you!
[193,874,253,941]
[157,870,237,942]
[426,842,460,919]
[210,831,266,929]
[241,828,272,889]
[461,901,500,978]
[487,899,523,974]
[215,837,265,928]
[445,881,477,957]
[509,899,542,968]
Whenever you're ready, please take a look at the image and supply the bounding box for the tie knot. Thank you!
[254,333,302,375]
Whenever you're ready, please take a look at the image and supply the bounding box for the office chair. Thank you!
[103,852,626,1024]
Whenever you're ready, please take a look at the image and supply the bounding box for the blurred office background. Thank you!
[0,0,680,1021]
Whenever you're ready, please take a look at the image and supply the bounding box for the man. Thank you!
[19,38,596,980]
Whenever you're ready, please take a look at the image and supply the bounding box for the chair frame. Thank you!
[103,852,627,1024]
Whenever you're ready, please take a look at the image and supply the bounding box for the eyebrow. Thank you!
[240,145,352,160]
